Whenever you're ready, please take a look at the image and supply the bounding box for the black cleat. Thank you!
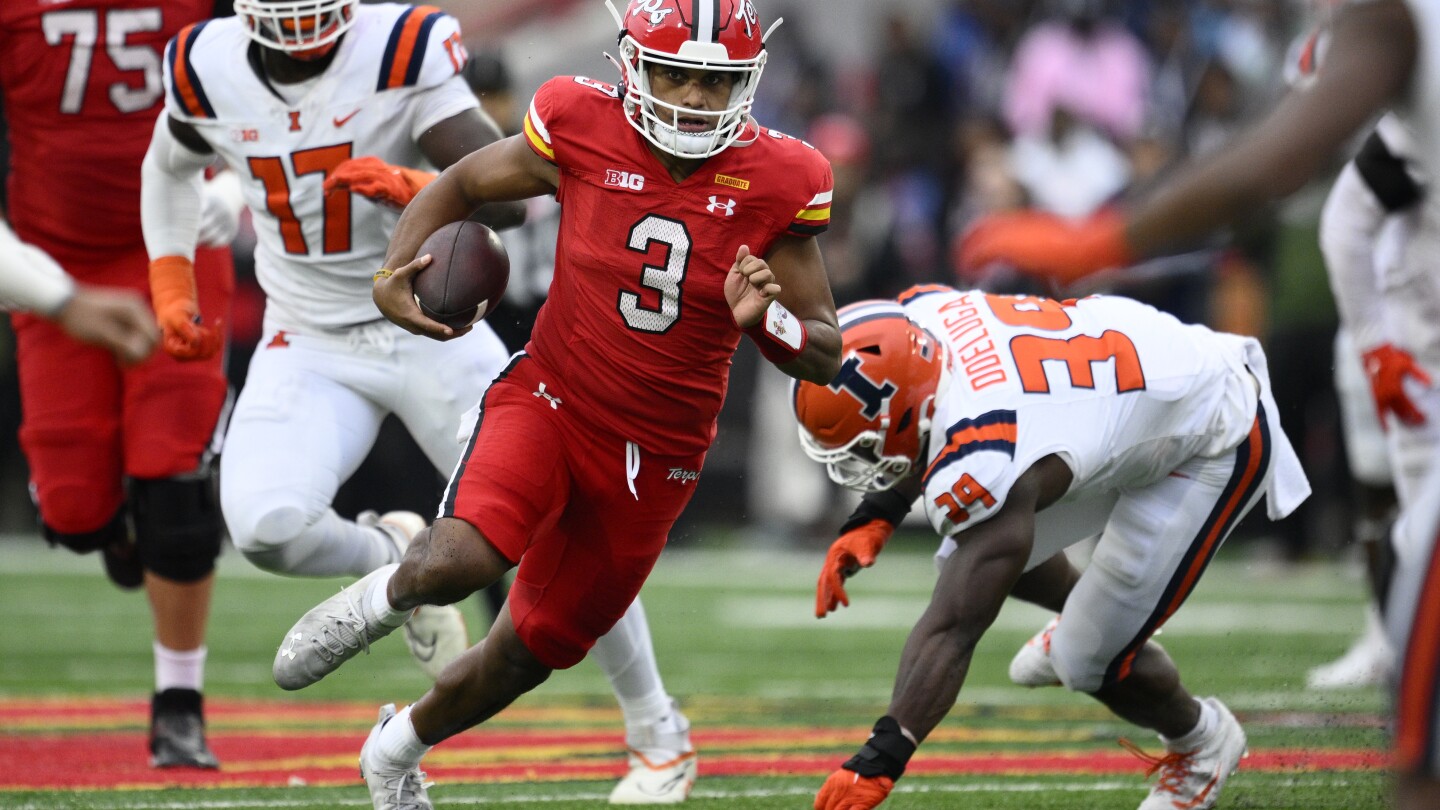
[102,537,143,590]
[149,688,220,769]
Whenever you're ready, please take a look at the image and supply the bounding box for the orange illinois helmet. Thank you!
[793,301,948,492]
[604,0,778,158]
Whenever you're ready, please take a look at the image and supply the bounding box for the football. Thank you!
[411,220,510,329]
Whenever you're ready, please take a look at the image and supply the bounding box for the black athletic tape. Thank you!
[839,489,915,535]
[842,715,917,780]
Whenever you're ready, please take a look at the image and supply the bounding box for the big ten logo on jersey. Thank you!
[572,76,618,97]
[233,128,260,143]
[605,169,645,191]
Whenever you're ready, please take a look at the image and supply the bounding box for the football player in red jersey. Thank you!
[272,1,841,806]
[0,0,241,768]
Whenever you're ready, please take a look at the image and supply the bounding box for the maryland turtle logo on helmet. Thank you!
[604,0,781,159]
[233,0,360,61]
[793,300,950,493]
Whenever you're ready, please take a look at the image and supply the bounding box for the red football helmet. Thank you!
[793,301,949,492]
[605,0,776,158]
[234,0,359,60]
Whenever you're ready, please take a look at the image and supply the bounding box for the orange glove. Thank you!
[1363,343,1432,427]
[323,156,436,209]
[814,770,894,810]
[816,519,893,618]
[148,255,221,361]
[957,207,1134,286]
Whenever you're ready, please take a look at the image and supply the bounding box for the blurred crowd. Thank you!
[0,0,1354,561]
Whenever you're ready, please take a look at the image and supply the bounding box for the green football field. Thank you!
[0,530,1393,809]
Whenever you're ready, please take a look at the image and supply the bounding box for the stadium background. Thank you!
[0,2,1395,807]
[0,0,1355,560]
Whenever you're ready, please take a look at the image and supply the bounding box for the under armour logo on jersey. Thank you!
[707,196,736,216]
[534,382,562,409]
[832,355,897,419]
[631,0,673,25]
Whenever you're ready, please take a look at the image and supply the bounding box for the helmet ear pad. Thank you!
[793,302,948,492]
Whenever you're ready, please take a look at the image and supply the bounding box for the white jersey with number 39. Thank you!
[896,286,1303,560]
[162,3,476,329]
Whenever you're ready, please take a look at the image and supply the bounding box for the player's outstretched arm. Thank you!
[732,235,840,384]
[54,286,160,365]
[0,217,157,363]
[959,0,1416,282]
[816,480,920,618]
[816,456,1073,810]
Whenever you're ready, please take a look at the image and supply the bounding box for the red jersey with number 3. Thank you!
[0,0,215,261]
[522,75,833,456]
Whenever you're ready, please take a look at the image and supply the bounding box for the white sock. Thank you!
[1164,698,1218,751]
[154,642,206,693]
[370,705,432,769]
[366,564,410,628]
[589,600,672,729]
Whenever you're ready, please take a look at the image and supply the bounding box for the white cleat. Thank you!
[360,510,470,681]
[1128,697,1247,810]
[1009,616,1063,687]
[609,703,697,805]
[274,564,403,690]
[360,704,433,810]
[1306,612,1392,690]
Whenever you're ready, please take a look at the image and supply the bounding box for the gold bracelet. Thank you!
[373,268,394,282]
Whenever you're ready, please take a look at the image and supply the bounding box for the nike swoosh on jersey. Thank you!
[333,109,361,128]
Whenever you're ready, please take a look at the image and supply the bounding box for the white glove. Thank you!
[197,170,244,248]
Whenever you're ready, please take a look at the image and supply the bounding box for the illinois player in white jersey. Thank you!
[794,288,1310,810]
[957,1,1440,804]
[269,1,842,807]
[141,1,703,801]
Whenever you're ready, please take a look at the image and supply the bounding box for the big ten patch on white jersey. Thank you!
[895,285,1256,540]
[162,4,476,329]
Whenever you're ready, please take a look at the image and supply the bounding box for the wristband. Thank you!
[744,301,807,364]
[839,489,915,535]
[842,716,917,780]
[373,268,394,282]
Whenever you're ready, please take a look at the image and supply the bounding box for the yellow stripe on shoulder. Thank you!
[523,115,555,161]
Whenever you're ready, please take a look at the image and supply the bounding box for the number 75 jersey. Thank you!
[0,0,215,256]
[160,3,475,329]
[898,286,1279,540]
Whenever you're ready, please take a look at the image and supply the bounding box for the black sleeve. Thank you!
[1354,130,1424,212]
[838,488,915,535]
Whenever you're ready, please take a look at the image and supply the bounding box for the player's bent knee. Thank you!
[405,518,512,604]
[1049,635,1106,694]
[227,501,309,556]
[131,474,223,582]
[43,511,127,555]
